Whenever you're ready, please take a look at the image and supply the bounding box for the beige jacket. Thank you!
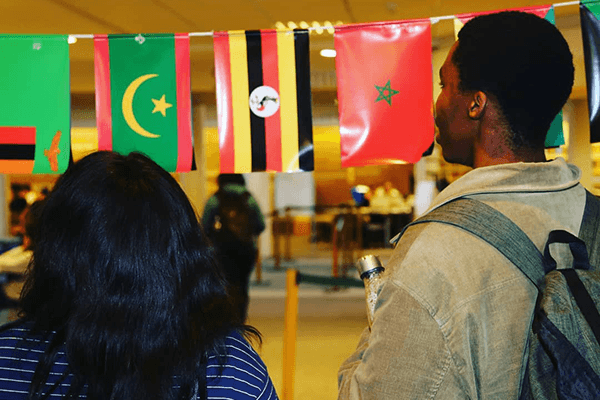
[338,158,586,399]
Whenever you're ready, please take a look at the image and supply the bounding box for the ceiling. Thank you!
[1,0,584,94]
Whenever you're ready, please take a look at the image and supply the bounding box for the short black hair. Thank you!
[454,11,574,149]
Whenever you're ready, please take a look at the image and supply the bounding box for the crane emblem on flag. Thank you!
[249,85,280,118]
[44,130,61,172]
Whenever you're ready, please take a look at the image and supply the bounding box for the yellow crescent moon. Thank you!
[122,74,160,139]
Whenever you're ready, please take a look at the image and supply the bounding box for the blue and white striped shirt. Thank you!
[0,322,278,400]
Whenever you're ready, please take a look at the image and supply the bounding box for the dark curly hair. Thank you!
[18,151,259,400]
[453,11,574,149]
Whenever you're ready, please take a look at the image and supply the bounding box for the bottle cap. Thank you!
[356,254,385,279]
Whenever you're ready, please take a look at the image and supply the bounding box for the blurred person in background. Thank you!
[8,183,30,237]
[0,200,43,320]
[202,173,265,322]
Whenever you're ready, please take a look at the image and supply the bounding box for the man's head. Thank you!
[435,11,574,166]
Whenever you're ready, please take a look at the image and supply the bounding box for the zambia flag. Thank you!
[454,5,565,148]
[581,1,600,143]
[0,35,70,174]
[94,33,193,172]
[214,29,314,173]
[335,20,433,167]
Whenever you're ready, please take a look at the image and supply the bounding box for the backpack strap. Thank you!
[399,198,547,289]
[559,269,600,344]
[402,197,600,341]
[578,190,600,270]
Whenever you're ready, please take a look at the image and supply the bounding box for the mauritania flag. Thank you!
[0,35,70,174]
[213,29,314,173]
[335,20,433,167]
[454,5,564,148]
[94,33,193,172]
[581,0,600,143]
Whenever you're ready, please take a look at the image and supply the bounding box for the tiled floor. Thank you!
[247,314,366,400]
[246,248,393,399]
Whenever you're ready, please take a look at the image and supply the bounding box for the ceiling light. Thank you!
[274,20,343,33]
[320,49,336,58]
[324,21,334,34]
[67,35,77,44]
[312,21,324,34]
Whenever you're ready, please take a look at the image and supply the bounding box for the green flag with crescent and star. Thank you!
[0,34,70,174]
[94,33,193,172]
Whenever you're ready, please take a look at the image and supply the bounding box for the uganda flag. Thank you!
[454,5,564,148]
[581,0,600,143]
[214,29,314,173]
[0,35,70,174]
[94,33,193,172]
[335,20,433,167]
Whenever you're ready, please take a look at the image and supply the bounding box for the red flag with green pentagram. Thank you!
[94,33,193,172]
[335,20,433,167]
[0,35,70,174]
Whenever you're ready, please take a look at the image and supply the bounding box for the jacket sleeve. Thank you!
[338,280,457,399]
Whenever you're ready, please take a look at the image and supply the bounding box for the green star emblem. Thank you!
[375,80,399,106]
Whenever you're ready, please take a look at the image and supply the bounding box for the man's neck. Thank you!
[473,146,547,169]
[473,122,547,168]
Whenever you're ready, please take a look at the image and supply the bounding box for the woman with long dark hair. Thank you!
[0,151,278,400]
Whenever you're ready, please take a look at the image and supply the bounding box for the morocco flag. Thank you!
[214,29,314,173]
[581,0,600,143]
[0,35,70,174]
[94,33,193,172]
[454,5,564,148]
[335,20,433,167]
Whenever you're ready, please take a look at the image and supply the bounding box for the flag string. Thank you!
[69,0,583,40]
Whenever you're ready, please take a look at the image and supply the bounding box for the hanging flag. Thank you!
[453,5,553,36]
[214,29,314,173]
[581,0,600,143]
[94,33,193,172]
[454,5,564,148]
[0,35,70,174]
[335,20,433,167]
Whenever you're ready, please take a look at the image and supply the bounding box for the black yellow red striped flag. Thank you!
[214,29,313,173]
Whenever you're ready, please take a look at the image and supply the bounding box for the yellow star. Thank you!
[151,94,172,117]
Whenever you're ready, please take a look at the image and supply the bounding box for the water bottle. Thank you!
[356,254,385,328]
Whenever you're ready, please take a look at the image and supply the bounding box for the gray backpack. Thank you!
[400,193,600,399]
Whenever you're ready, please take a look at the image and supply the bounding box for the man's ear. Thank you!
[468,91,487,120]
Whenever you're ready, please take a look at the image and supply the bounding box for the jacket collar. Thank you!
[391,158,581,244]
